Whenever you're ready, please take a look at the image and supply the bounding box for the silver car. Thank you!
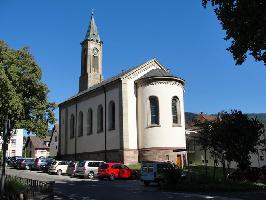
[75,160,104,179]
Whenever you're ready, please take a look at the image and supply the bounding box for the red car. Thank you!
[97,162,133,180]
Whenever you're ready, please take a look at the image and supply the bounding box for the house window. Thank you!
[172,96,181,125]
[149,96,159,125]
[97,105,103,133]
[87,108,93,135]
[11,150,16,156]
[78,111,83,137]
[108,101,115,130]
[70,114,75,138]
[11,139,16,146]
[55,136,57,142]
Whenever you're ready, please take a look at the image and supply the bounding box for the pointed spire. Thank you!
[85,12,101,42]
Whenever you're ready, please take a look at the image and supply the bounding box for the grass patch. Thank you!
[186,165,225,180]
[128,163,141,170]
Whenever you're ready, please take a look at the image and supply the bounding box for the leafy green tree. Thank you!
[197,110,265,174]
[202,0,266,65]
[0,40,56,137]
[218,110,265,170]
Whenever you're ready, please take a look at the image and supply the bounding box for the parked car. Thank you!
[17,158,35,170]
[32,157,49,171]
[140,161,178,186]
[66,161,78,177]
[48,160,70,175]
[9,156,23,168]
[97,162,133,181]
[40,158,55,173]
[75,160,104,179]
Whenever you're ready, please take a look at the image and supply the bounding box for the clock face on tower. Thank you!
[92,47,99,56]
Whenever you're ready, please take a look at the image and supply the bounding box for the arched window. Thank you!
[97,105,103,132]
[149,96,159,125]
[87,108,93,135]
[108,101,115,130]
[78,111,83,137]
[92,55,99,72]
[172,96,181,125]
[70,114,75,138]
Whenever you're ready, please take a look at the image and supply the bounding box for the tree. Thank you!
[197,110,265,175]
[218,110,265,170]
[0,40,56,195]
[0,40,56,136]
[202,0,266,65]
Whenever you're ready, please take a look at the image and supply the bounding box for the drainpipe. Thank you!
[103,86,107,162]
[74,101,77,161]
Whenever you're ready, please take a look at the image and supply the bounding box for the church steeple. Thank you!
[79,13,103,92]
[85,13,101,42]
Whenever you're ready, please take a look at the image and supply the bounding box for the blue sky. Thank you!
[1,0,265,121]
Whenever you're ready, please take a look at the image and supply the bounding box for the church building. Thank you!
[58,14,187,165]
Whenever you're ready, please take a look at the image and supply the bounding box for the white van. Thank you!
[48,160,69,175]
[140,161,176,186]
[75,160,104,179]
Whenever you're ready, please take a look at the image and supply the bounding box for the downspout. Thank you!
[74,101,77,161]
[103,86,107,162]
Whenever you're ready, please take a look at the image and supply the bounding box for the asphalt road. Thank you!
[4,167,253,200]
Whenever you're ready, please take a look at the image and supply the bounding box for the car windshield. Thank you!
[99,164,109,169]
[68,162,76,167]
[78,161,85,167]
[51,161,58,165]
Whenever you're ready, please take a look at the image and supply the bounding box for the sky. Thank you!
[1,0,265,122]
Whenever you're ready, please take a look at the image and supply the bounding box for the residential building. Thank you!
[49,123,59,157]
[24,136,50,158]
[186,113,266,168]
[0,129,24,157]
[58,13,187,166]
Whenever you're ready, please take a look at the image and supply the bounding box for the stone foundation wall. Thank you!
[123,149,138,165]
[139,149,179,163]
[60,148,186,167]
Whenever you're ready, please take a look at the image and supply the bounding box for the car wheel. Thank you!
[88,172,94,179]
[144,181,150,186]
[57,169,62,176]
[109,174,115,181]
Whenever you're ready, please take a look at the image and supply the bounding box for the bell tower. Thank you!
[79,13,103,92]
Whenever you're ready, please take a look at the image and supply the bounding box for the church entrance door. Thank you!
[176,154,182,168]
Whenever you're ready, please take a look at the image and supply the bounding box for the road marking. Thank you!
[165,192,243,200]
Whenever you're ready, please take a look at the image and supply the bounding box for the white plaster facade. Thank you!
[58,14,187,165]
[0,129,24,157]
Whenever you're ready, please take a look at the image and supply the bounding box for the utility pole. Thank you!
[1,116,10,197]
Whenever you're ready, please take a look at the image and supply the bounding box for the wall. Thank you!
[137,79,186,149]
[6,129,24,157]
[49,131,59,157]
[60,84,121,160]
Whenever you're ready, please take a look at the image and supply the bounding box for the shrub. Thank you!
[5,176,26,193]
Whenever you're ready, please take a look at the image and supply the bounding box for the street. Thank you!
[4,167,249,200]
